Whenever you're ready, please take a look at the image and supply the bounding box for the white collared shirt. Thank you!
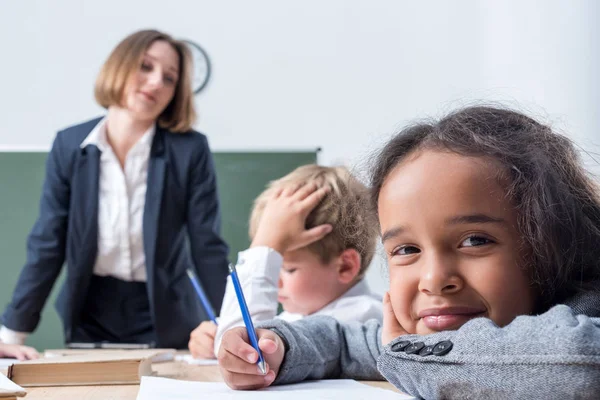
[80,117,155,282]
[0,118,155,344]
[214,246,383,355]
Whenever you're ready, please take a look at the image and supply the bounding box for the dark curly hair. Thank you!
[370,106,600,312]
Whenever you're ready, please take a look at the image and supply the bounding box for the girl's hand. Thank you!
[218,327,285,390]
[382,291,408,345]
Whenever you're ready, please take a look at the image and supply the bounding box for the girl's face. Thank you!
[379,150,536,335]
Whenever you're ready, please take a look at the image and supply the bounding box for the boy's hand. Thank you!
[0,343,39,361]
[218,327,285,390]
[382,291,408,345]
[251,182,332,254]
[188,321,218,359]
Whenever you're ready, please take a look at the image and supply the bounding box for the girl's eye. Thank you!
[460,235,494,247]
[283,268,297,274]
[392,245,421,256]
[141,62,152,71]
[163,75,176,85]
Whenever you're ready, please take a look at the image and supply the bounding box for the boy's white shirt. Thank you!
[214,246,383,356]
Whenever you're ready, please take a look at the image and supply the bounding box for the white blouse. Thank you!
[80,117,155,282]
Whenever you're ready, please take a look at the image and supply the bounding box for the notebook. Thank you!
[136,376,415,399]
[7,352,156,387]
[0,373,26,399]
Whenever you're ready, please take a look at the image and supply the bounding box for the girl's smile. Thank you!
[380,150,536,334]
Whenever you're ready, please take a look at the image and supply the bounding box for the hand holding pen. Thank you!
[217,264,286,390]
[189,321,218,359]
[217,324,285,390]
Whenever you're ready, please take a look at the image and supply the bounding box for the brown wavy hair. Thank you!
[95,29,196,132]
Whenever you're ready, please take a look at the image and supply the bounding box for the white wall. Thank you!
[1,0,598,294]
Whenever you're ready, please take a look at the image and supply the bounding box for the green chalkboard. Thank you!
[0,151,316,350]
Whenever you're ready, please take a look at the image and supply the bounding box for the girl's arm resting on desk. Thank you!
[259,305,600,399]
[214,247,282,355]
[257,316,383,384]
[380,305,600,399]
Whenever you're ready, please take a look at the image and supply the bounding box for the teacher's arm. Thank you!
[186,135,229,315]
[2,131,71,336]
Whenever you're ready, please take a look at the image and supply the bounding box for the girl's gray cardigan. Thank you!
[259,291,600,399]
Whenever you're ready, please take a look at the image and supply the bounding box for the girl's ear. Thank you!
[336,248,362,284]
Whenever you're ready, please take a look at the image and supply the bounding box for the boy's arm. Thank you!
[257,316,383,384]
[380,305,600,399]
[214,247,283,355]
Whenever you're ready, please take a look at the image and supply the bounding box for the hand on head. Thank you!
[218,327,285,390]
[251,182,332,254]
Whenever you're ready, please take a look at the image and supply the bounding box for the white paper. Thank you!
[0,372,26,394]
[174,354,218,365]
[136,376,414,399]
[0,358,19,368]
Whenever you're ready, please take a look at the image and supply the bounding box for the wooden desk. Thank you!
[20,361,401,399]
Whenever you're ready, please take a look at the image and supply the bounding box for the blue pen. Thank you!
[186,268,218,324]
[228,263,267,375]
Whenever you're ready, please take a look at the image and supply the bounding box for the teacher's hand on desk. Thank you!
[0,343,39,360]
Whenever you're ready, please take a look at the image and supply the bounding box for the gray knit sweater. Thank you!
[258,292,600,399]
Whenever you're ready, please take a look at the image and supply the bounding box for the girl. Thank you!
[0,30,229,349]
[217,106,600,398]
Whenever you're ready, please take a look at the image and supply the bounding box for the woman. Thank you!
[0,29,229,349]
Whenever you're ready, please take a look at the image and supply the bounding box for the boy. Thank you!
[188,165,382,359]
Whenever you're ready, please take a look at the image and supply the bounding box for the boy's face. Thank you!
[379,150,536,335]
[278,248,342,315]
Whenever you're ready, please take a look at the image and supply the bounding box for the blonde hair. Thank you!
[250,165,378,278]
[94,29,196,132]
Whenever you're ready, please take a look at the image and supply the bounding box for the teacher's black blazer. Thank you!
[2,117,230,348]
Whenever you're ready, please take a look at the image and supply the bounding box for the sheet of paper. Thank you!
[0,372,26,396]
[0,358,19,369]
[174,354,218,365]
[136,376,414,399]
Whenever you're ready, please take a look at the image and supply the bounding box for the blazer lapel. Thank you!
[143,128,166,287]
